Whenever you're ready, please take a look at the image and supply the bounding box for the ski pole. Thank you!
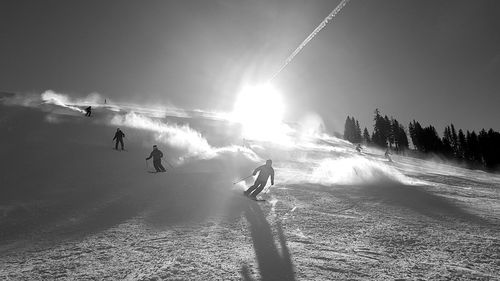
[233,175,253,185]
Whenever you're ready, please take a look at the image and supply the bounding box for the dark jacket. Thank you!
[113,130,125,140]
[253,165,274,185]
[146,149,163,161]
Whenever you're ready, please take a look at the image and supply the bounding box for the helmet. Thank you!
[266,159,272,165]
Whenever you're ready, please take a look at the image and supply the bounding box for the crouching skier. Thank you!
[244,159,274,200]
[146,145,166,172]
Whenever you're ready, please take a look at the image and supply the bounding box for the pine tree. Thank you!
[372,109,387,147]
[343,116,353,142]
[469,131,481,163]
[464,131,472,161]
[450,124,459,157]
[442,126,454,158]
[384,115,392,147]
[408,120,423,151]
[363,127,371,144]
[457,129,466,160]
[395,123,409,151]
[355,120,362,143]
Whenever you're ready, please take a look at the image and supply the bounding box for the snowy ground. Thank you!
[0,101,499,280]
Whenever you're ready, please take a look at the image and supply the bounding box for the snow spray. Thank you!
[270,0,351,81]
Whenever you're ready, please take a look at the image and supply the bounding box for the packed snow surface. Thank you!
[0,98,499,280]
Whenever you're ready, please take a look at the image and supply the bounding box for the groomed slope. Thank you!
[1,103,499,280]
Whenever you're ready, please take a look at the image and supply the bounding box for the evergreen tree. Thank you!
[355,120,362,143]
[442,126,454,158]
[421,125,442,153]
[457,129,466,160]
[478,129,488,166]
[344,116,363,143]
[466,131,481,163]
[395,123,409,151]
[343,116,353,142]
[408,120,423,151]
[372,109,387,147]
[464,131,473,161]
[450,124,459,157]
[363,127,371,144]
[383,115,392,147]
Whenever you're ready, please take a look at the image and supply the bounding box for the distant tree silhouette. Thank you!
[363,127,371,144]
[477,129,500,169]
[393,120,409,151]
[442,126,454,158]
[450,124,459,157]
[343,116,362,143]
[409,120,424,151]
[343,116,354,142]
[355,120,362,143]
[370,109,408,152]
[372,109,387,147]
[344,110,500,171]
[467,131,481,163]
[457,129,466,161]
[421,125,443,153]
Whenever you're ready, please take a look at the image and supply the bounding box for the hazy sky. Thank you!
[1,0,499,133]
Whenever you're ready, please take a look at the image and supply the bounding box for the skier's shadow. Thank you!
[232,198,296,281]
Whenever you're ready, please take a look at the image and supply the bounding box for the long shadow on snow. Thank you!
[223,194,296,281]
[292,181,493,226]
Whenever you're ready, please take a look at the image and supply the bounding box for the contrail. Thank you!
[270,0,351,81]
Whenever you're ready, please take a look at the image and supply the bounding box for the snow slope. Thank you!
[0,99,499,280]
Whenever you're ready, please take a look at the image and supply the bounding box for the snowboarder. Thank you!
[243,159,275,200]
[385,148,392,162]
[85,106,92,117]
[146,145,166,172]
[113,128,125,150]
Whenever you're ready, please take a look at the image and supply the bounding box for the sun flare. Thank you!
[231,84,288,142]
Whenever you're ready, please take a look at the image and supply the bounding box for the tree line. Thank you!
[344,109,500,171]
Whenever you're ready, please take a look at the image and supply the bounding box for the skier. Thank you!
[385,148,392,162]
[113,128,125,150]
[355,144,362,153]
[244,159,275,200]
[85,106,92,117]
[146,145,166,172]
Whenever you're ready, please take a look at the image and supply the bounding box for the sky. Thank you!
[1,0,499,134]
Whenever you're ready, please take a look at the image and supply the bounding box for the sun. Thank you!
[231,84,288,142]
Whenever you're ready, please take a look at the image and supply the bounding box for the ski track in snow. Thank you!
[0,103,499,280]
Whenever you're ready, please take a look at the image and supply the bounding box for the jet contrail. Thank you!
[270,0,351,81]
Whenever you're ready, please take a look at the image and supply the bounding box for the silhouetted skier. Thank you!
[146,145,166,172]
[85,106,92,117]
[385,148,392,162]
[244,159,275,200]
[113,128,125,150]
[355,144,362,153]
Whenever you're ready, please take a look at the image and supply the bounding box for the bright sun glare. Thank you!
[232,84,288,142]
